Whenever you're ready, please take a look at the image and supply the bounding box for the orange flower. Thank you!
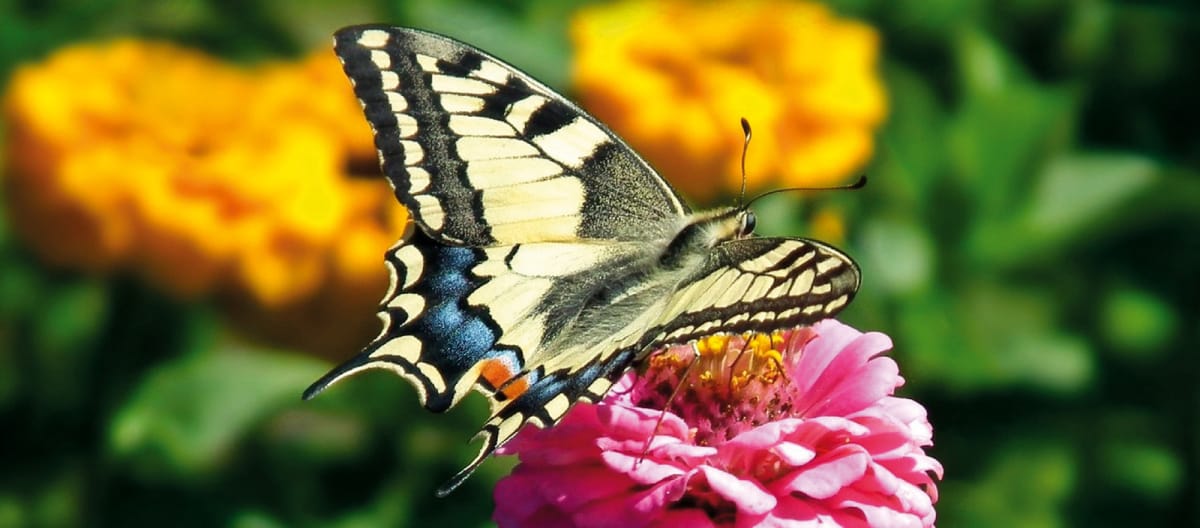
[571,0,886,202]
[3,40,406,356]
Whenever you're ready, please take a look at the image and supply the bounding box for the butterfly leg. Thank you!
[637,341,702,466]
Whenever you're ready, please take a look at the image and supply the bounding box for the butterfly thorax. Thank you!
[659,207,753,269]
[537,207,759,365]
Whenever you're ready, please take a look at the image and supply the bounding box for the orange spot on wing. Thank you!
[479,359,529,400]
[500,377,529,401]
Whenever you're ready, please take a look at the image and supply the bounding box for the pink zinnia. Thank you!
[493,320,943,527]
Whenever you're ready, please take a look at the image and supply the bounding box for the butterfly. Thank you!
[304,25,861,495]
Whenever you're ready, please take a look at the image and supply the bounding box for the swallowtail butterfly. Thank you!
[304,25,861,495]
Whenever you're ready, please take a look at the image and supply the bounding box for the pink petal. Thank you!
[572,475,688,528]
[787,323,855,394]
[771,441,816,466]
[774,445,870,499]
[794,330,897,418]
[600,449,687,484]
[652,508,717,528]
[835,489,926,528]
[786,416,870,448]
[649,439,719,460]
[495,504,575,528]
[739,496,850,528]
[816,355,900,417]
[493,472,551,521]
[724,419,804,451]
[494,465,633,520]
[891,478,936,520]
[596,433,714,459]
[698,465,777,515]
[595,402,690,440]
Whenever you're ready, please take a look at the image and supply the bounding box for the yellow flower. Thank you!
[571,0,886,202]
[3,40,406,356]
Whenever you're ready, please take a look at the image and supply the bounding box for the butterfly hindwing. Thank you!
[334,25,690,246]
[304,228,523,412]
[643,237,861,350]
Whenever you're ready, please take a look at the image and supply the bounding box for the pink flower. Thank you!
[493,320,943,527]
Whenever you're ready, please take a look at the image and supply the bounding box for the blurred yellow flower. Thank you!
[3,40,406,356]
[571,0,886,202]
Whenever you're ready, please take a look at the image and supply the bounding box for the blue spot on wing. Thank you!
[305,230,513,412]
[404,241,507,412]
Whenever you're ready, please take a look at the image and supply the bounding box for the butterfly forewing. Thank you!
[334,25,690,246]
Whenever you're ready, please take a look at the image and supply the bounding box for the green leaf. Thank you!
[231,510,288,528]
[858,218,934,296]
[967,152,1159,266]
[947,29,1078,233]
[750,193,807,238]
[32,279,108,354]
[886,0,985,38]
[324,480,411,528]
[0,495,22,528]
[998,331,1093,395]
[955,27,1033,97]
[894,289,973,389]
[875,64,947,211]
[897,280,1094,394]
[1101,440,1183,501]
[1060,0,1115,70]
[942,439,1076,528]
[28,279,109,412]
[107,342,328,480]
[948,82,1075,219]
[1100,285,1176,360]
[1025,153,1157,241]
[0,256,42,318]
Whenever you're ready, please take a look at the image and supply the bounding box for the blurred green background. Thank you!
[2,0,1196,526]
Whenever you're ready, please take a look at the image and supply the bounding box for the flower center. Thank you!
[633,328,815,446]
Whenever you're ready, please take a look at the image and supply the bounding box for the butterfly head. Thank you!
[737,210,756,238]
[695,207,758,243]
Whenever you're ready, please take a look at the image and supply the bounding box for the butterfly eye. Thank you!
[740,211,757,236]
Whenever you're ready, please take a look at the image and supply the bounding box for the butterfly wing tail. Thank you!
[302,357,364,400]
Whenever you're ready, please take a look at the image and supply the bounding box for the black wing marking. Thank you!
[334,25,690,247]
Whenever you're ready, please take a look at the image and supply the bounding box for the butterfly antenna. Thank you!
[636,345,702,466]
[741,174,867,212]
[737,118,752,209]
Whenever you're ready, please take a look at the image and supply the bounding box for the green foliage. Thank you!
[107,343,328,480]
[1,0,1196,526]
